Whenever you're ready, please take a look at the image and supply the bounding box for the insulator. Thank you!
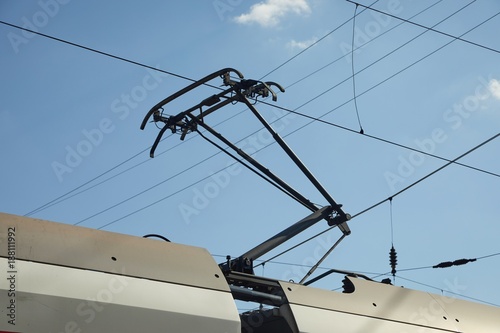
[389,245,398,276]
[453,258,476,266]
[433,258,477,269]
[433,261,453,269]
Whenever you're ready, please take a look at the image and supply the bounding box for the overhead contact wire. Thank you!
[258,0,381,80]
[257,133,499,266]
[347,0,500,55]
[351,4,364,133]
[6,4,497,225]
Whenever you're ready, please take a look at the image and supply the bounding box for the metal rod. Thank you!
[237,92,348,221]
[299,233,346,284]
[195,128,315,211]
[192,116,319,213]
[240,206,333,262]
[229,286,284,305]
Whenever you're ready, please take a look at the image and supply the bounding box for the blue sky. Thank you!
[1,0,499,308]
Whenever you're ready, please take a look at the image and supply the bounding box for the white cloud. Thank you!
[234,0,311,27]
[287,37,318,50]
[488,78,500,100]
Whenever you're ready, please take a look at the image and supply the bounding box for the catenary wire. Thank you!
[347,0,500,55]
[351,132,499,218]
[24,145,151,216]
[0,20,201,84]
[72,142,228,226]
[71,40,500,226]
[255,133,499,268]
[350,3,364,133]
[75,112,295,226]
[10,6,500,308]
[4,4,498,307]
[8,3,373,216]
[342,9,500,100]
[398,251,500,272]
[217,251,500,307]
[242,250,500,277]
[262,0,481,121]
[257,5,500,178]
[95,167,232,230]
[89,143,499,303]
[25,108,246,216]
[91,78,499,228]
[395,275,500,307]
[257,0,380,80]
[212,253,382,275]
[257,103,499,180]
[9,2,494,217]
[93,109,498,229]
[389,198,394,244]
[276,0,485,123]
[284,0,444,90]
[7,5,498,224]
[195,128,317,210]
[80,105,325,226]
[62,1,488,226]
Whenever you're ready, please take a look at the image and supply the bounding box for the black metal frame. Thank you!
[141,68,351,277]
